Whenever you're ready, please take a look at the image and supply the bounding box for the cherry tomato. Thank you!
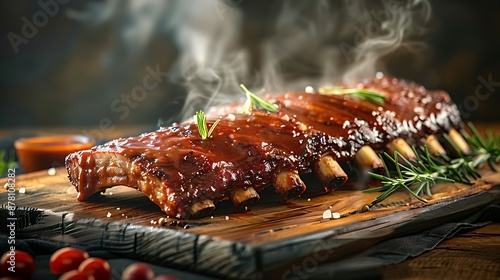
[154,275,178,280]
[121,263,155,280]
[0,250,35,279]
[78,258,111,280]
[50,247,89,274]
[58,270,95,280]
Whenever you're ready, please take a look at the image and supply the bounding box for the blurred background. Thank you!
[0,0,499,132]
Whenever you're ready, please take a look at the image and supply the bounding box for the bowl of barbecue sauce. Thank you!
[15,135,95,173]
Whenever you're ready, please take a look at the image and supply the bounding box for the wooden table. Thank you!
[381,223,500,280]
[2,124,499,280]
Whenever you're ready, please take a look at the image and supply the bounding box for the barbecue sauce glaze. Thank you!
[67,76,462,218]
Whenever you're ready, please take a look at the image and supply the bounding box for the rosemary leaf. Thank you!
[195,110,220,140]
[207,119,221,138]
[465,122,500,170]
[318,86,386,105]
[239,84,278,113]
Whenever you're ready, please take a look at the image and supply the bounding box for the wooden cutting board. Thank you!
[1,167,499,279]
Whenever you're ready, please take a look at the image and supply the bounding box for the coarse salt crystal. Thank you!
[48,167,56,176]
[106,212,112,218]
[19,187,26,194]
[332,212,340,219]
[322,209,332,219]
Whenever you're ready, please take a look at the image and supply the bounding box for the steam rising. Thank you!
[342,0,431,82]
[67,0,431,122]
[167,1,248,121]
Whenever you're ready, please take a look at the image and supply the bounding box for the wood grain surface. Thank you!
[381,223,500,280]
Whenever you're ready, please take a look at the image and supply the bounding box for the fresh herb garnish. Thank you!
[239,84,278,113]
[365,125,499,206]
[463,122,500,171]
[365,148,472,205]
[0,150,16,177]
[195,110,220,140]
[318,86,386,105]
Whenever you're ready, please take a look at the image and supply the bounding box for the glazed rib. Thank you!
[65,76,462,218]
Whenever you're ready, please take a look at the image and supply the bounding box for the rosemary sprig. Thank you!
[463,122,500,171]
[239,84,278,113]
[194,110,220,140]
[365,149,456,205]
[365,126,499,206]
[318,86,386,105]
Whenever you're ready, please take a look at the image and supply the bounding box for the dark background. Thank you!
[0,0,499,129]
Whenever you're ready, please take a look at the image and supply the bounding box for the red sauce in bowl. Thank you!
[15,135,95,173]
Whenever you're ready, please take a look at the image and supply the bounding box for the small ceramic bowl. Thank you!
[14,135,95,173]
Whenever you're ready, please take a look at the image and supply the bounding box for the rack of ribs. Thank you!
[65,76,466,219]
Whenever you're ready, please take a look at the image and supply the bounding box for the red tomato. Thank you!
[154,276,178,280]
[50,248,89,274]
[0,250,35,279]
[58,270,95,280]
[78,258,111,280]
[121,263,155,280]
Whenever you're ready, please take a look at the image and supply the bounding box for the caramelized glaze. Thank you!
[66,76,461,218]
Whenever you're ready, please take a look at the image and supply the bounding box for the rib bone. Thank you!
[315,155,348,191]
[230,187,260,208]
[273,171,306,201]
[189,199,215,218]
[425,135,446,156]
[448,128,471,155]
[355,145,384,173]
[386,138,417,160]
